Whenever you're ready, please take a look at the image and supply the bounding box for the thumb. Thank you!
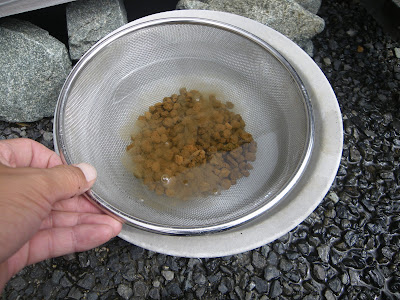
[30,163,97,204]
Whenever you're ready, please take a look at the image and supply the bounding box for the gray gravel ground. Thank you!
[2,0,400,299]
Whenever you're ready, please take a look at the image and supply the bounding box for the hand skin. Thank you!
[0,138,122,291]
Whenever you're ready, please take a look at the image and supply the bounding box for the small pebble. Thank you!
[67,287,83,300]
[60,276,73,288]
[87,292,99,300]
[279,259,293,272]
[134,281,148,298]
[346,29,357,37]
[313,264,326,281]
[161,270,174,281]
[153,280,160,288]
[77,273,95,290]
[325,289,336,300]
[43,131,53,142]
[149,287,160,300]
[166,282,183,298]
[252,251,267,269]
[343,64,352,71]
[328,277,342,294]
[51,270,65,285]
[317,245,330,263]
[323,57,332,65]
[252,276,268,293]
[7,133,19,139]
[218,282,229,294]
[194,273,207,285]
[117,284,133,300]
[269,280,283,298]
[264,265,281,281]
[8,277,27,291]
[394,48,400,58]
[11,127,21,134]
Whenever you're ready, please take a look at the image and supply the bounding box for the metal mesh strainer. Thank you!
[54,17,314,234]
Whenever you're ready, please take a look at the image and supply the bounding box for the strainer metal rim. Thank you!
[54,16,315,235]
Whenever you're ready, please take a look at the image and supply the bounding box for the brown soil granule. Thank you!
[126,88,257,199]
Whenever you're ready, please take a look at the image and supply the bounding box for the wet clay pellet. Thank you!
[126,88,257,199]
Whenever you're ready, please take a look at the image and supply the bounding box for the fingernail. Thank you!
[75,163,97,182]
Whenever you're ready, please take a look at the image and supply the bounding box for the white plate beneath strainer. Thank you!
[114,10,343,257]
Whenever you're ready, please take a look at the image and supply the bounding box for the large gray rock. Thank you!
[0,18,71,123]
[176,0,325,56]
[66,0,128,60]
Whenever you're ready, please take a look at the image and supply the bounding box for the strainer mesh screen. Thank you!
[60,21,311,231]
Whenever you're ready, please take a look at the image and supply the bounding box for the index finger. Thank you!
[0,138,62,168]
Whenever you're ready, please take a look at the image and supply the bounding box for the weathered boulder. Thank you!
[0,18,71,122]
[176,0,325,56]
[66,0,128,60]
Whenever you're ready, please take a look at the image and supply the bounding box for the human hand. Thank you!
[0,138,122,291]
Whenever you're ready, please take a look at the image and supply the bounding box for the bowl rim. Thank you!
[54,16,315,235]
[117,10,342,258]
